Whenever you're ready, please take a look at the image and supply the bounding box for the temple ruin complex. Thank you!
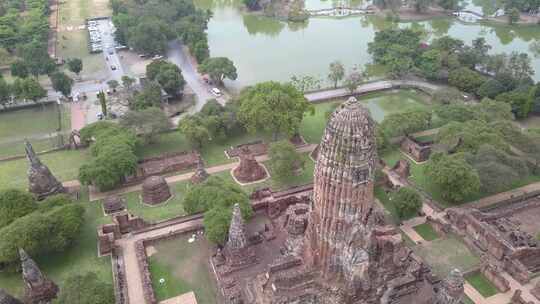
[211,97,463,304]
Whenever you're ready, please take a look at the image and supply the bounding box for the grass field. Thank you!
[0,103,71,158]
[148,235,218,304]
[119,181,190,222]
[0,191,112,297]
[413,222,440,241]
[0,150,90,190]
[374,186,400,223]
[380,147,540,208]
[413,235,479,278]
[466,272,499,298]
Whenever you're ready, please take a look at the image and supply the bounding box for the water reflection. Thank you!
[196,0,540,90]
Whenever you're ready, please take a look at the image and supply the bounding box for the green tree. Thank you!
[328,61,345,88]
[121,75,136,91]
[290,75,321,93]
[418,49,442,80]
[448,67,486,93]
[50,71,74,98]
[425,153,480,203]
[78,123,138,190]
[392,187,422,219]
[0,77,10,108]
[435,104,480,124]
[132,81,162,110]
[476,79,505,99]
[243,0,260,10]
[237,81,313,139]
[199,57,237,85]
[97,91,107,117]
[432,87,464,105]
[67,58,83,77]
[508,8,520,24]
[413,0,432,12]
[57,272,115,304]
[179,115,211,149]
[344,69,362,94]
[120,108,171,144]
[380,109,432,137]
[12,77,46,105]
[146,61,185,96]
[437,120,508,153]
[0,189,37,229]
[495,89,533,118]
[128,20,168,55]
[19,41,56,77]
[183,176,253,244]
[0,203,85,266]
[10,60,28,78]
[107,80,119,92]
[268,141,305,180]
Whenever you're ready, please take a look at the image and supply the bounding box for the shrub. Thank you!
[0,189,37,229]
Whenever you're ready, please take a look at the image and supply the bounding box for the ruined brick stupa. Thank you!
[232,146,267,183]
[19,248,58,304]
[0,289,22,304]
[25,140,66,200]
[243,97,459,304]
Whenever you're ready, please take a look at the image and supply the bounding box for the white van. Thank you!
[211,88,222,97]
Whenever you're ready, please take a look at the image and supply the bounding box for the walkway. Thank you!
[88,144,317,201]
[117,218,204,304]
[304,79,442,103]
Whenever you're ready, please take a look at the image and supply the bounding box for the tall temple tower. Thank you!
[19,249,59,304]
[435,269,465,304]
[305,97,378,279]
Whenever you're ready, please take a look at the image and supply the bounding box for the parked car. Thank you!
[97,113,104,120]
[110,65,117,70]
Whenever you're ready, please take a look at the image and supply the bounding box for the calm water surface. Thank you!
[196,0,540,91]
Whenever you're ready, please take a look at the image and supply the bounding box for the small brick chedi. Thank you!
[25,140,65,200]
[0,289,23,304]
[20,248,59,304]
[230,97,463,304]
[141,175,171,205]
[190,160,209,184]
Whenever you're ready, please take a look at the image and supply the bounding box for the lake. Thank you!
[195,0,540,91]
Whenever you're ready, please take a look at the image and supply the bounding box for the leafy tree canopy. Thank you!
[57,272,115,304]
[392,187,422,219]
[268,140,305,180]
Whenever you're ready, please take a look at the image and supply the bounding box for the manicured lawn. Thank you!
[466,272,499,298]
[413,235,480,278]
[148,235,217,303]
[0,104,61,139]
[140,130,277,167]
[57,30,106,77]
[380,147,540,208]
[0,149,90,190]
[299,101,339,144]
[219,153,316,194]
[0,191,112,297]
[119,180,189,222]
[413,223,440,241]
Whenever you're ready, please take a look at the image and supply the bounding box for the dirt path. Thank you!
[88,144,317,201]
[116,218,204,304]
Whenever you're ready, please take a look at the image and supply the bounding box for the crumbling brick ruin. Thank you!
[400,135,432,163]
[446,197,540,285]
[212,97,461,304]
[190,159,209,184]
[125,151,201,185]
[141,176,171,205]
[20,248,59,304]
[24,140,66,200]
[232,147,268,183]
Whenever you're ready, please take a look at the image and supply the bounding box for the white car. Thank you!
[211,88,222,97]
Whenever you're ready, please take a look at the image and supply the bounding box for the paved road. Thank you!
[167,40,224,112]
[304,80,442,102]
[97,19,125,82]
